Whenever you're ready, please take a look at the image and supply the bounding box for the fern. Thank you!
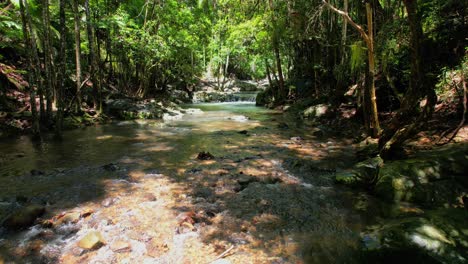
[350,40,366,73]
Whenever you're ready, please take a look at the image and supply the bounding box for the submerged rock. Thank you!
[197,151,215,160]
[3,204,45,230]
[78,231,105,250]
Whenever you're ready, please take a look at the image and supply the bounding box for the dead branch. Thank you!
[209,245,235,264]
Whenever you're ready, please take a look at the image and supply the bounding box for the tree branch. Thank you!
[322,0,371,47]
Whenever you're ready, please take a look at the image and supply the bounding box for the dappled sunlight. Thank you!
[3,102,464,263]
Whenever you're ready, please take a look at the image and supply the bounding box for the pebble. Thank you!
[77,231,105,250]
[110,240,132,253]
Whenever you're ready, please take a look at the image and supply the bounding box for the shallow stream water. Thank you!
[0,102,373,263]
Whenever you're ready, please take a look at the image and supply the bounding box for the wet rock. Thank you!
[3,204,45,230]
[103,163,118,171]
[78,231,105,250]
[312,129,324,137]
[236,176,257,192]
[363,208,468,263]
[290,136,302,142]
[101,197,118,207]
[277,122,289,129]
[228,115,249,122]
[30,169,44,176]
[375,148,468,204]
[15,195,28,204]
[144,193,157,201]
[335,156,384,187]
[194,187,214,199]
[110,240,132,253]
[53,211,81,226]
[197,151,215,160]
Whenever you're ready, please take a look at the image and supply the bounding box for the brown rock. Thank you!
[78,231,105,250]
[197,151,215,160]
[144,193,157,201]
[54,212,81,226]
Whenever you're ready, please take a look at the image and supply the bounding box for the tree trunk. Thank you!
[273,39,285,102]
[73,0,82,112]
[379,0,436,158]
[85,0,101,112]
[19,0,39,135]
[341,0,348,64]
[221,52,230,91]
[42,0,54,124]
[265,59,273,90]
[55,0,66,137]
[365,2,381,137]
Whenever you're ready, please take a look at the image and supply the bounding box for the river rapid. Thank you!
[0,102,375,263]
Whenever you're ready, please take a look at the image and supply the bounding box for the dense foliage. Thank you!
[0,0,466,151]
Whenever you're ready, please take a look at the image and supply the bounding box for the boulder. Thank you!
[375,146,468,205]
[105,99,164,120]
[302,104,329,119]
[335,156,384,187]
[362,208,468,263]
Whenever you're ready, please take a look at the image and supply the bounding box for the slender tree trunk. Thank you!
[265,59,273,90]
[365,2,381,137]
[19,0,39,135]
[73,0,82,112]
[341,0,348,64]
[273,39,285,102]
[42,0,54,124]
[85,0,101,112]
[221,53,230,91]
[56,0,66,137]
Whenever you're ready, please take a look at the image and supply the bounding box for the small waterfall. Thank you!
[192,91,258,103]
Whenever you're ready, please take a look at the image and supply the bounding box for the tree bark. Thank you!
[56,0,66,137]
[73,0,82,112]
[365,2,381,137]
[273,39,285,102]
[42,0,54,124]
[85,0,101,112]
[19,0,39,135]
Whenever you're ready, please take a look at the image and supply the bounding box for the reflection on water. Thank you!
[0,103,272,178]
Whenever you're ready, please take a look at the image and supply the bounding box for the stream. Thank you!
[0,102,374,263]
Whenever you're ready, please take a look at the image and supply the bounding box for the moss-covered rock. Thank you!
[105,99,164,120]
[375,145,468,205]
[302,104,329,119]
[362,208,468,263]
[335,156,384,187]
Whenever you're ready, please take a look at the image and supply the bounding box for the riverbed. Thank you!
[0,102,371,263]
